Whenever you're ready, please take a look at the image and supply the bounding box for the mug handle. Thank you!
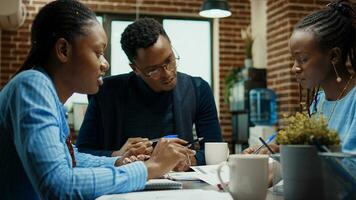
[217,161,230,193]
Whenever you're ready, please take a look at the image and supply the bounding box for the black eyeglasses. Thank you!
[136,47,180,79]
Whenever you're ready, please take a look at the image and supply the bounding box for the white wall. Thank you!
[250,0,267,69]
[213,18,220,114]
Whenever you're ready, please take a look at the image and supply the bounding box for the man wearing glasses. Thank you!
[76,18,222,171]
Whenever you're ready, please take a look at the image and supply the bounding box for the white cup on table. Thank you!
[205,142,229,165]
[217,154,269,200]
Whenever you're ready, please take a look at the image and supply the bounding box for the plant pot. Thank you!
[280,145,324,200]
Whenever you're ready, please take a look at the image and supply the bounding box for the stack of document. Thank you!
[166,171,200,181]
[144,179,182,190]
[165,165,230,186]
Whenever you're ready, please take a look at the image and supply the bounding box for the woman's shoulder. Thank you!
[0,69,58,113]
[348,86,356,96]
[341,86,356,102]
[4,69,56,99]
[12,69,51,86]
[317,86,356,102]
[336,86,356,110]
[345,86,356,103]
[1,70,47,92]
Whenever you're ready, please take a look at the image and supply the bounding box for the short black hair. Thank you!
[16,0,97,75]
[120,18,170,63]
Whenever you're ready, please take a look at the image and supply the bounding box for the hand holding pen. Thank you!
[257,137,276,154]
[254,133,277,154]
[149,135,204,171]
[150,135,204,148]
[184,137,204,147]
[243,133,279,154]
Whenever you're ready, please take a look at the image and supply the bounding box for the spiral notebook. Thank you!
[144,179,183,190]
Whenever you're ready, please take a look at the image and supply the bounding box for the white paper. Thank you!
[190,165,229,186]
[96,189,233,200]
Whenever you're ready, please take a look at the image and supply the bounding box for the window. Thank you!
[163,19,212,85]
[110,20,134,75]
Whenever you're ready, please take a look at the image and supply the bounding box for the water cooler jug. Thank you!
[248,88,277,146]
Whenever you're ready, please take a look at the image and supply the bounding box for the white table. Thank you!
[97,179,284,200]
[181,180,283,200]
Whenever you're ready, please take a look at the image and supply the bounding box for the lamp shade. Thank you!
[199,0,232,18]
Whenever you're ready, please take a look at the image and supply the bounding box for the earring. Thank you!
[332,62,342,82]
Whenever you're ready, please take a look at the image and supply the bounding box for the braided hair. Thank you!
[16,0,97,75]
[120,18,170,63]
[294,0,356,116]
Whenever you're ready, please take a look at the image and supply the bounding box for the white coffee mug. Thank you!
[205,142,229,165]
[217,154,269,200]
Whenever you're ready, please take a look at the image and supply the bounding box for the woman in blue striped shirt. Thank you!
[0,1,195,199]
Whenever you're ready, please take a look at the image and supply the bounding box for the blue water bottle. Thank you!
[249,88,277,125]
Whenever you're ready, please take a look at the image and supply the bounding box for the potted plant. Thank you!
[223,67,244,111]
[276,112,340,199]
[241,25,254,68]
[223,25,255,110]
[276,112,340,145]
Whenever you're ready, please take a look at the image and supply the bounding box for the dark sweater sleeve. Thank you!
[194,78,223,165]
[76,96,113,157]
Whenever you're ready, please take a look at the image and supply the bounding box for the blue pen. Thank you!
[163,134,178,139]
[253,132,277,154]
[149,134,178,143]
[258,137,275,154]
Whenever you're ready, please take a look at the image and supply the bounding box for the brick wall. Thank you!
[0,1,37,87]
[218,0,251,142]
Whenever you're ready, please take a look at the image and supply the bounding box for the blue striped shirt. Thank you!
[0,69,147,199]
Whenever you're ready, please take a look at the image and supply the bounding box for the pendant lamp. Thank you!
[199,0,232,18]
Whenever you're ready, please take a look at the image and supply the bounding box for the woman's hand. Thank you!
[173,155,197,172]
[243,143,280,154]
[167,138,197,172]
[111,137,153,157]
[144,138,196,179]
[114,153,150,167]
